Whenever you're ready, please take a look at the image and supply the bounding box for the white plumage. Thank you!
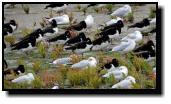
[91,41,109,51]
[36,34,45,42]
[84,15,94,28]
[121,31,143,43]
[111,5,132,17]
[50,57,72,66]
[150,18,156,24]
[52,4,67,13]
[111,39,136,53]
[112,76,136,89]
[103,66,128,80]
[106,17,122,26]
[12,73,35,85]
[52,86,59,89]
[71,57,97,69]
[153,67,156,75]
[47,14,69,25]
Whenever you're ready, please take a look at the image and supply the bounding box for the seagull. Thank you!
[98,58,119,73]
[111,39,136,53]
[11,73,35,85]
[91,35,110,51]
[48,31,71,44]
[11,36,36,55]
[4,65,25,76]
[4,20,18,36]
[105,17,123,26]
[71,57,97,69]
[65,38,92,53]
[128,18,150,29]
[103,66,128,81]
[111,5,132,22]
[64,32,87,46]
[121,31,143,43]
[45,14,69,25]
[49,57,72,66]
[44,4,66,9]
[84,15,94,28]
[43,20,58,37]
[112,76,136,89]
[52,4,68,15]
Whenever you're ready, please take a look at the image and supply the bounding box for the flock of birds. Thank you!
[4,4,156,89]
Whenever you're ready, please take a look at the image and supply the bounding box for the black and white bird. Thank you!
[98,58,119,73]
[11,35,36,55]
[133,40,155,59]
[128,18,150,29]
[63,15,94,31]
[11,29,44,48]
[45,14,69,25]
[91,35,110,51]
[65,38,92,53]
[44,4,66,9]
[104,17,122,27]
[71,57,97,69]
[4,65,25,76]
[47,31,71,44]
[4,20,18,36]
[103,66,128,81]
[64,32,87,46]
[43,20,58,37]
[112,76,136,89]
[11,73,35,85]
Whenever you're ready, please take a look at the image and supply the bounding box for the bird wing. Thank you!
[112,79,132,89]
[12,75,28,84]
[71,60,88,69]
[112,41,129,52]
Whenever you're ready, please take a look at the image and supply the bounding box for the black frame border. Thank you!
[2,2,162,95]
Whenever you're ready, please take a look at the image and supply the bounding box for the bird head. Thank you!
[65,31,71,38]
[10,20,18,29]
[143,18,150,25]
[111,58,119,67]
[80,21,87,28]
[119,66,128,76]
[126,76,136,83]
[51,19,57,27]
[88,57,97,64]
[18,65,25,73]
[117,20,124,28]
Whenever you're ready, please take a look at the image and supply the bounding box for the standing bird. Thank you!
[91,35,110,51]
[103,66,128,81]
[4,20,18,36]
[48,31,71,44]
[64,32,87,46]
[65,38,92,54]
[71,57,97,69]
[45,14,69,25]
[128,18,150,29]
[4,65,25,76]
[111,39,136,53]
[110,5,132,22]
[112,76,136,89]
[11,73,35,85]
[43,20,58,37]
[98,58,119,73]
[52,4,68,15]
[121,31,143,43]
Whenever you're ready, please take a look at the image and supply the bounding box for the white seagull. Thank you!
[112,76,136,89]
[106,17,122,26]
[84,15,94,28]
[52,4,67,14]
[121,31,143,43]
[111,39,136,53]
[11,73,35,85]
[103,66,128,80]
[46,14,69,25]
[111,5,132,17]
[50,57,72,66]
[71,57,97,69]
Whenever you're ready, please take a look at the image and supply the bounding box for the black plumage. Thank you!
[134,50,155,59]
[4,42,6,50]
[92,35,110,46]
[11,29,43,47]
[128,18,150,29]
[87,4,97,8]
[4,20,17,36]
[42,20,57,34]
[11,35,36,50]
[101,20,124,32]
[48,31,71,42]
[64,21,87,31]
[98,58,119,73]
[65,38,92,51]
[64,32,87,46]
[4,65,25,76]
[133,40,155,52]
[44,4,65,9]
